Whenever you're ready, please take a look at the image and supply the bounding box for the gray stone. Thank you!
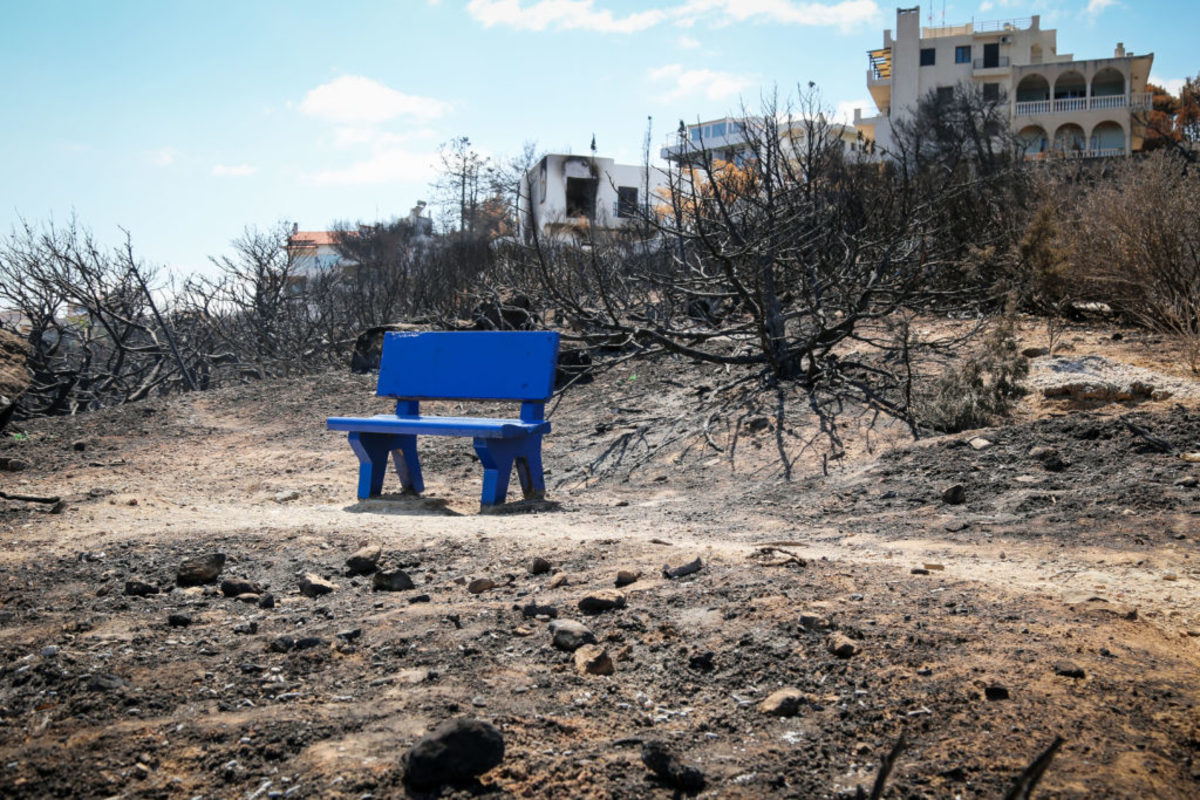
[467,578,497,594]
[549,619,595,652]
[258,592,275,609]
[273,490,300,503]
[520,601,559,619]
[373,569,415,592]
[298,573,336,598]
[346,545,382,575]
[578,589,626,614]
[662,557,703,579]
[221,579,264,597]
[641,741,704,792]
[1054,661,1086,679]
[942,484,966,505]
[528,557,552,575]
[167,613,192,628]
[984,684,1010,701]
[177,553,225,586]
[402,718,505,789]
[124,580,159,597]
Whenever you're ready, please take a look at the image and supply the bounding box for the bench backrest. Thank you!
[376,331,561,402]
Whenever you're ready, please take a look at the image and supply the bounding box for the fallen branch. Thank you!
[0,490,61,504]
[1121,417,1175,454]
[858,732,907,800]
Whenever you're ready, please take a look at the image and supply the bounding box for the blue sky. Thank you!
[1,0,1194,279]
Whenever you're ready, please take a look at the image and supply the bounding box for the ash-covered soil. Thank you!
[1,320,1199,799]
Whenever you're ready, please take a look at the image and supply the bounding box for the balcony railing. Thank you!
[973,56,1011,69]
[1025,147,1126,161]
[1014,92,1151,116]
[975,16,1033,32]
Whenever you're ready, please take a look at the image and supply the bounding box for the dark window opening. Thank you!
[920,48,936,66]
[983,82,1001,102]
[617,186,639,218]
[983,42,1000,69]
[955,45,971,64]
[565,177,597,219]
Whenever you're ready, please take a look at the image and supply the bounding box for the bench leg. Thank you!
[513,435,546,500]
[474,436,546,509]
[390,434,424,494]
[347,432,392,499]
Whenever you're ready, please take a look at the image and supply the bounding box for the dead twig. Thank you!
[857,732,907,800]
[1002,736,1065,800]
[1121,417,1175,454]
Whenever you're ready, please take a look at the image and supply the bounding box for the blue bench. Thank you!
[327,331,560,510]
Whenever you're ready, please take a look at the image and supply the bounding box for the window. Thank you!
[920,48,935,66]
[936,86,954,105]
[617,186,639,218]
[710,122,726,137]
[983,83,1000,102]
[955,45,971,64]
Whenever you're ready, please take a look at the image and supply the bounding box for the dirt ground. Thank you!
[1,318,1199,799]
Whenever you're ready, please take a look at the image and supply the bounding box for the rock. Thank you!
[402,718,505,789]
[1065,595,1138,621]
[967,437,994,451]
[615,569,641,588]
[167,613,192,628]
[1175,475,1199,488]
[298,573,336,598]
[373,569,415,592]
[177,553,225,586]
[409,594,431,603]
[826,633,860,658]
[0,330,31,432]
[294,636,327,650]
[87,673,127,692]
[221,579,264,598]
[40,646,59,658]
[574,644,614,675]
[578,589,626,614]
[71,440,87,452]
[984,684,1010,701]
[258,592,275,609]
[688,650,715,671]
[467,578,497,594]
[1054,661,1086,679]
[1022,346,1050,358]
[336,628,362,642]
[547,573,569,589]
[1029,445,1067,472]
[519,601,559,619]
[528,557,552,575]
[911,567,930,575]
[944,521,969,532]
[273,490,300,503]
[549,619,596,652]
[269,635,295,653]
[641,740,705,792]
[124,580,160,597]
[760,688,807,717]
[662,557,703,579]
[0,457,29,472]
[346,545,382,575]
[235,593,261,604]
[942,484,966,505]
[799,613,830,631]
[233,621,258,635]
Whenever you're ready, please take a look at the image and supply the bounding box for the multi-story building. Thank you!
[518,154,667,243]
[661,116,863,167]
[855,6,1154,159]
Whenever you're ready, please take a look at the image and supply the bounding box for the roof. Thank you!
[288,230,338,247]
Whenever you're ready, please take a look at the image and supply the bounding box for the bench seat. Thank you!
[327,414,551,439]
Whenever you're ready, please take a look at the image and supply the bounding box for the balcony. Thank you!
[1025,147,1126,161]
[1014,92,1151,116]
[973,56,1010,70]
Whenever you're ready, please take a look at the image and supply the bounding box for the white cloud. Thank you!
[307,149,439,186]
[152,147,179,167]
[212,164,257,177]
[1085,0,1117,16]
[678,34,701,48]
[1150,75,1185,96]
[298,75,450,124]
[648,63,756,102]
[466,0,879,33]
[466,0,666,32]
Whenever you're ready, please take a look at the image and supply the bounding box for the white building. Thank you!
[661,115,864,166]
[855,6,1154,159]
[518,154,668,243]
